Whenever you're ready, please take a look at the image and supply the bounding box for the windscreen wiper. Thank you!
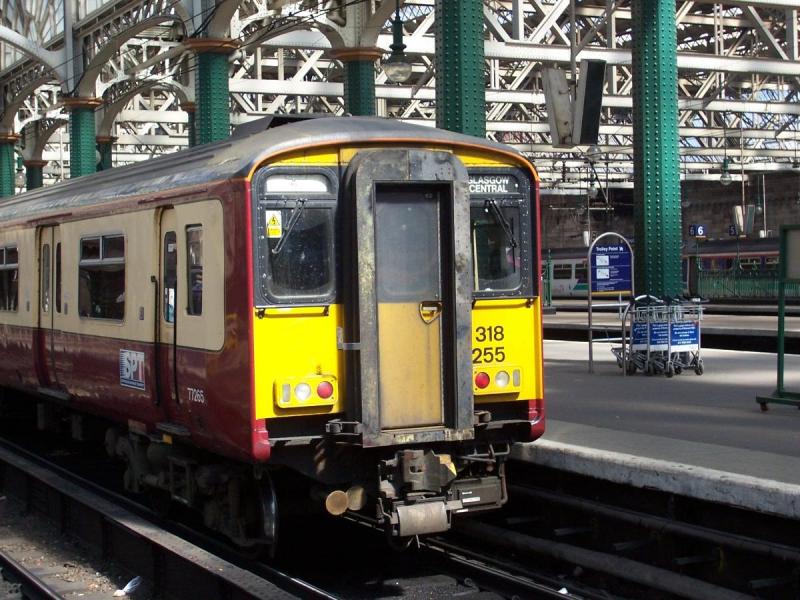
[485,198,517,249]
[271,198,306,255]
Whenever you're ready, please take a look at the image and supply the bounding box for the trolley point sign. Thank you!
[590,243,632,295]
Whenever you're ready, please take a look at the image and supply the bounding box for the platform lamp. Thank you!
[720,122,732,186]
[383,0,412,84]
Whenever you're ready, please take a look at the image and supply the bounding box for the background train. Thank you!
[545,238,794,301]
[0,116,544,550]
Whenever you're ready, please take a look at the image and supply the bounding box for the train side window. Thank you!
[0,246,18,312]
[186,226,203,316]
[55,243,61,313]
[41,244,50,313]
[79,234,125,320]
[765,256,779,271]
[739,258,759,271]
[163,232,176,322]
[553,264,573,279]
[574,264,587,283]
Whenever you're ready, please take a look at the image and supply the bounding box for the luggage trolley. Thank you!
[667,300,704,376]
[613,296,704,377]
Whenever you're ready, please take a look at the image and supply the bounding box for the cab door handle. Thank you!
[419,300,442,324]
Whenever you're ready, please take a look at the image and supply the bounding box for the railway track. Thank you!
[0,419,572,599]
[0,548,64,600]
[456,463,800,599]
[8,410,797,599]
[0,435,337,600]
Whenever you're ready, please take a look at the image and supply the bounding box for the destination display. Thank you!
[590,244,632,294]
[468,174,520,195]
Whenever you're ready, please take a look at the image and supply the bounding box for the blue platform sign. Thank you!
[590,244,632,294]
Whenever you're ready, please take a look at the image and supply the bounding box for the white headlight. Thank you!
[294,383,312,401]
[495,371,510,388]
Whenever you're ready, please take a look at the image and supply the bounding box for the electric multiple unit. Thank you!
[0,117,544,548]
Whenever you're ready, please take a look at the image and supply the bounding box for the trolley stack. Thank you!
[614,297,704,377]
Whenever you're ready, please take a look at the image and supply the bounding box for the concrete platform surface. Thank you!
[512,341,800,518]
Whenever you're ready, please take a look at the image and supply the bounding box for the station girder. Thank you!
[0,0,798,188]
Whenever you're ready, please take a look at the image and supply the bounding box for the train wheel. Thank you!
[257,472,279,557]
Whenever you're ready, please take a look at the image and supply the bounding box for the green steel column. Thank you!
[96,136,114,171]
[0,136,18,197]
[186,39,238,145]
[24,160,46,190]
[434,0,485,137]
[631,1,682,297]
[182,102,197,148]
[330,48,381,116]
[65,98,102,179]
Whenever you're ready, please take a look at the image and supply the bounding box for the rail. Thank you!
[0,549,63,600]
[490,464,800,599]
[0,438,337,600]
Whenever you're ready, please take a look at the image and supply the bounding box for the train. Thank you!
[0,116,544,550]
[546,238,783,300]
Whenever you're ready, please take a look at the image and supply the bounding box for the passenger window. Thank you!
[0,245,18,312]
[765,257,779,270]
[55,243,61,313]
[163,232,176,322]
[41,244,50,313]
[79,234,125,320]
[739,258,759,271]
[574,264,587,283]
[186,226,203,316]
[553,264,573,280]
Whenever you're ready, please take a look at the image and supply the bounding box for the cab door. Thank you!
[37,226,61,389]
[158,209,178,405]
[349,148,474,447]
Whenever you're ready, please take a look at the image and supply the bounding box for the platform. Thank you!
[512,340,800,519]
[543,309,800,339]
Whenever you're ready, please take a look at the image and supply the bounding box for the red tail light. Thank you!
[475,372,490,389]
[317,381,334,399]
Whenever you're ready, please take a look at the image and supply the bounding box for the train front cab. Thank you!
[251,143,543,538]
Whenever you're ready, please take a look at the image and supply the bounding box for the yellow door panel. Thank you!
[378,302,443,429]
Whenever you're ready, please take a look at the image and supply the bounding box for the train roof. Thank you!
[0,116,528,226]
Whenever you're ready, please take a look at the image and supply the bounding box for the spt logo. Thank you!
[119,349,146,390]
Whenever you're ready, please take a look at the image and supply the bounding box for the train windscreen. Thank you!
[469,170,535,298]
